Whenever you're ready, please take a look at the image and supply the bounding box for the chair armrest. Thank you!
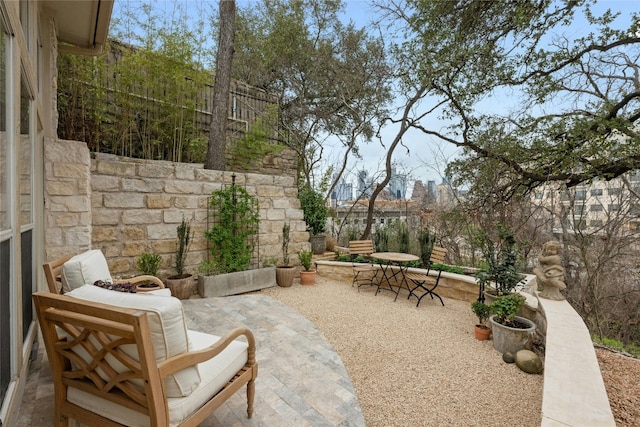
[157,327,256,378]
[119,275,165,288]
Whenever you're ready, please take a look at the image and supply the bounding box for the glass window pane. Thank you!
[20,77,32,226]
[0,29,7,231]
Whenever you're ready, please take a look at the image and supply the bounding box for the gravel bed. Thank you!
[263,276,543,426]
[596,348,640,426]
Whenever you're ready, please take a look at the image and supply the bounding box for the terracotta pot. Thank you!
[474,324,491,341]
[166,274,193,300]
[276,266,296,287]
[299,270,316,285]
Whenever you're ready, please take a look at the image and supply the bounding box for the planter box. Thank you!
[198,267,276,298]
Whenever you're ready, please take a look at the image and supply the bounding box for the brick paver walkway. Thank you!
[16,294,365,426]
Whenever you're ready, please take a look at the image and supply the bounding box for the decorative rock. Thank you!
[502,352,515,363]
[515,349,543,374]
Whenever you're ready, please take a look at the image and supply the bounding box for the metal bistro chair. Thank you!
[405,246,448,307]
[349,240,380,290]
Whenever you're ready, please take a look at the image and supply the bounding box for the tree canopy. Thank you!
[379,0,639,197]
[233,0,392,191]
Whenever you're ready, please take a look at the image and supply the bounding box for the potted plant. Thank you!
[476,224,524,303]
[136,252,162,292]
[489,293,536,354]
[297,249,316,285]
[299,184,329,254]
[166,217,193,299]
[275,222,296,287]
[471,301,492,341]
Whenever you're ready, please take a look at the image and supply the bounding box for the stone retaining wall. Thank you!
[44,138,309,280]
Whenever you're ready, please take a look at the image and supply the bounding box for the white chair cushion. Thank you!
[66,285,201,397]
[67,330,249,427]
[61,249,112,293]
[148,288,172,297]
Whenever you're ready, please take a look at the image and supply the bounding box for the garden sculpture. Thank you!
[534,240,566,300]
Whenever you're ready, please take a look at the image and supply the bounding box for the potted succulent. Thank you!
[275,222,296,287]
[166,217,193,299]
[297,249,316,285]
[471,301,492,341]
[299,184,329,254]
[489,293,536,354]
[136,252,162,292]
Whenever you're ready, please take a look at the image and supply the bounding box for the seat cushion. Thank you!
[67,329,249,427]
[66,285,201,397]
[61,250,113,293]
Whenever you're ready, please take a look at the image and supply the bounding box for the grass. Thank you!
[592,335,640,358]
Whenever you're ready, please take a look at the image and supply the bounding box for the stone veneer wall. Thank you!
[44,138,309,279]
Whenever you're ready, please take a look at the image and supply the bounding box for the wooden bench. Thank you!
[33,290,257,426]
[405,246,448,307]
[348,240,380,288]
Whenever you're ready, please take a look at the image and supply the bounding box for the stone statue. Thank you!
[534,240,566,300]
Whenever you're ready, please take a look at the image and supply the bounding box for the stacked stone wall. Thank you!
[44,138,309,280]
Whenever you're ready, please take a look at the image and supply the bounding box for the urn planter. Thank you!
[489,315,536,354]
[166,274,193,300]
[309,235,326,255]
[275,266,296,287]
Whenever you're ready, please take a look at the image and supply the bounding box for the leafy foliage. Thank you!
[490,294,526,327]
[471,301,491,326]
[298,184,328,235]
[136,252,162,276]
[174,217,192,276]
[382,1,640,198]
[418,228,437,268]
[298,249,313,271]
[374,224,389,252]
[281,222,291,266]
[233,0,391,190]
[204,185,260,274]
[476,224,523,296]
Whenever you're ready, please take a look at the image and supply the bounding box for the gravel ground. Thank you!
[263,276,543,426]
[596,348,640,426]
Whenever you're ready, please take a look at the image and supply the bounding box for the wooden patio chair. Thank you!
[43,249,164,294]
[348,240,380,289]
[405,246,448,307]
[33,288,258,426]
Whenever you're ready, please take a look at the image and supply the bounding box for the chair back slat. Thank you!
[429,247,447,265]
[349,240,375,256]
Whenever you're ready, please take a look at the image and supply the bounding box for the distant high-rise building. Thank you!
[356,169,373,198]
[388,167,407,200]
[330,173,353,205]
[427,180,436,204]
[411,180,428,208]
